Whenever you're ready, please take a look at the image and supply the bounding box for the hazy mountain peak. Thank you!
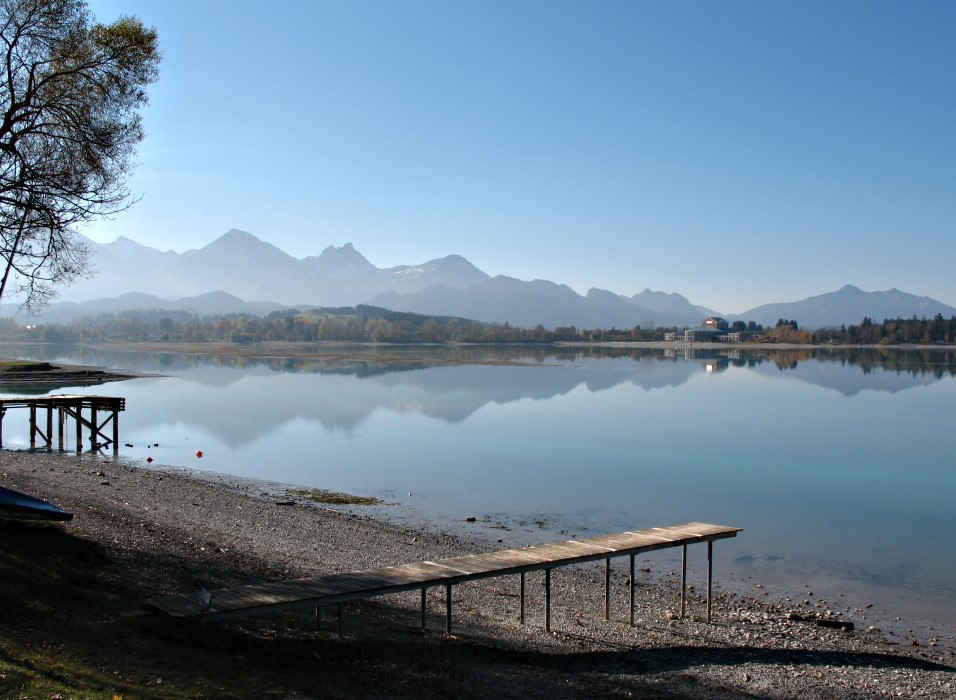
[212,228,264,247]
[585,287,626,300]
[438,254,469,265]
[384,254,490,290]
[310,243,376,278]
[195,229,294,262]
[104,235,173,256]
[47,229,956,329]
[736,285,956,328]
[626,288,709,320]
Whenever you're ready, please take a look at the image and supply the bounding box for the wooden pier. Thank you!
[147,522,741,636]
[0,395,126,452]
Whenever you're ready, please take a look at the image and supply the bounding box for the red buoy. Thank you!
[195,450,203,458]
[146,456,153,463]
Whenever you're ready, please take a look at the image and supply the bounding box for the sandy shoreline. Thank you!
[1,448,953,698]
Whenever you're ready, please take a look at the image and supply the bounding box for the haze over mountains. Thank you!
[31,229,956,330]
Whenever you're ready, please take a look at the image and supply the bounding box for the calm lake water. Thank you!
[2,342,954,630]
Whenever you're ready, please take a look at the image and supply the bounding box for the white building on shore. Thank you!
[665,317,741,342]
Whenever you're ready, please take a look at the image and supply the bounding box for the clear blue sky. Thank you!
[82,0,955,314]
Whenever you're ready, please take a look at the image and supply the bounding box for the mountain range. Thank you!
[22,229,956,330]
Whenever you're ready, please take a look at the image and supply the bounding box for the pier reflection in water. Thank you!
[1,342,954,629]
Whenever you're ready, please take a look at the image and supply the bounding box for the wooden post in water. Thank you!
[75,400,82,452]
[57,406,64,450]
[29,404,36,448]
[45,405,53,450]
[89,404,97,450]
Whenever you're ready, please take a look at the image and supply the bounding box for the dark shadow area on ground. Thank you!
[2,516,952,699]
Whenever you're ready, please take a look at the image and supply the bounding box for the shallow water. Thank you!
[2,342,954,630]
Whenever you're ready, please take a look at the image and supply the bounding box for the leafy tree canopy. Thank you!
[0,0,159,311]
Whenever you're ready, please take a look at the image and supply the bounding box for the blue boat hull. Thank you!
[0,486,73,521]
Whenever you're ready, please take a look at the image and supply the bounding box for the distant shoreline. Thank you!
[3,337,955,360]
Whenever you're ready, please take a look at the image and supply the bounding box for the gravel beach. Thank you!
[1,448,953,699]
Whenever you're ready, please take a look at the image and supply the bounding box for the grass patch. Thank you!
[0,520,316,698]
[0,360,54,372]
[291,488,380,506]
[0,520,209,699]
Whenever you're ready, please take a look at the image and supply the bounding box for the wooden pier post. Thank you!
[89,404,97,450]
[45,405,53,450]
[75,399,82,452]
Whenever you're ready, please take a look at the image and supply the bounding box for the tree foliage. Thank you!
[3,306,955,347]
[0,0,159,310]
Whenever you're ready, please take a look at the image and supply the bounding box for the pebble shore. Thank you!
[2,449,954,699]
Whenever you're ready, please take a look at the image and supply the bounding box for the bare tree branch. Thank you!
[0,0,159,312]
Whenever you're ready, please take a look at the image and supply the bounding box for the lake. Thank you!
[2,342,954,632]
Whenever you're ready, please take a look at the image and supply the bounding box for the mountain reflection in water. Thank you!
[1,342,955,632]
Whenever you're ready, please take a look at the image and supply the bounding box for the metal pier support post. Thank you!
[29,405,36,448]
[604,558,611,620]
[629,554,635,626]
[421,587,427,629]
[519,572,525,624]
[445,584,452,634]
[680,544,687,619]
[707,541,713,624]
[545,569,552,632]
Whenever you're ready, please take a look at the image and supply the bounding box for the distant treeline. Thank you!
[0,305,686,343]
[761,314,956,345]
[1,306,954,346]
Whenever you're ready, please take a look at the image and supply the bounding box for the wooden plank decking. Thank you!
[146,522,741,635]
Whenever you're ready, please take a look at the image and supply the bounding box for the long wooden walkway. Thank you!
[0,394,125,452]
[146,522,741,635]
